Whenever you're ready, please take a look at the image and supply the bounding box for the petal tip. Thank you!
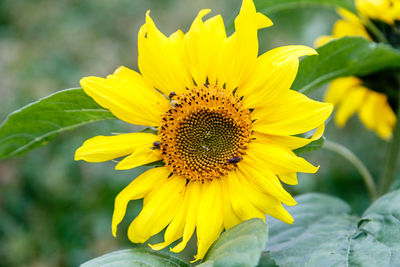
[115,161,131,170]
[199,9,212,17]
[148,242,166,251]
[74,153,82,161]
[113,66,126,75]
[74,147,85,161]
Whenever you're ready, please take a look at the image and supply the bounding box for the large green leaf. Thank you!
[254,0,356,14]
[292,37,400,93]
[80,248,189,267]
[199,218,268,267]
[0,88,115,161]
[264,191,400,266]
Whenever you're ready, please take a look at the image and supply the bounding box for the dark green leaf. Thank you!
[199,218,268,267]
[0,88,116,161]
[265,191,400,267]
[292,37,400,93]
[80,248,189,267]
[254,0,356,14]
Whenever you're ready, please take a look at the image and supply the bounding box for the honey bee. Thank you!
[227,156,242,164]
[169,91,176,99]
[152,141,160,149]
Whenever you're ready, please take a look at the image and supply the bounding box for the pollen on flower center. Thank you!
[158,85,252,181]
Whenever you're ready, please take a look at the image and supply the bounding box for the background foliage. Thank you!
[0,0,396,266]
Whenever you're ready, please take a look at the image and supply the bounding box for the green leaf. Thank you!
[292,37,400,93]
[199,218,268,267]
[0,88,116,161]
[254,0,356,14]
[80,248,189,267]
[293,136,326,155]
[265,190,400,266]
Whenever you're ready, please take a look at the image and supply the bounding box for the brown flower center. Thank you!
[158,85,252,181]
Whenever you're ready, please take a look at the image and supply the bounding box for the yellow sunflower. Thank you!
[75,0,332,261]
[315,1,398,140]
[325,77,396,139]
[356,0,400,25]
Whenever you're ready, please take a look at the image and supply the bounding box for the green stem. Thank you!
[364,19,389,44]
[323,140,377,201]
[378,75,400,196]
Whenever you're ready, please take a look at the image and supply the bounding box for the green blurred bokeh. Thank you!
[0,0,391,266]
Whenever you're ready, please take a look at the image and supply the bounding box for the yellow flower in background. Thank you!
[75,0,332,261]
[315,0,399,140]
[315,8,371,47]
[325,77,396,139]
[356,0,400,25]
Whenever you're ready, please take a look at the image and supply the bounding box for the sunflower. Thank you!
[315,0,399,140]
[325,77,396,139]
[356,0,400,25]
[75,0,332,261]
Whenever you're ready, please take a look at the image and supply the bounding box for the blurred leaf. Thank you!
[141,127,158,135]
[254,0,356,14]
[293,136,326,155]
[265,190,400,266]
[292,37,400,93]
[199,218,268,267]
[0,88,115,161]
[80,248,189,267]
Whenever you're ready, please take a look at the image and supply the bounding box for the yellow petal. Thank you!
[194,179,224,261]
[171,181,202,253]
[335,86,367,127]
[359,90,395,140]
[246,141,319,175]
[111,166,171,236]
[127,175,186,243]
[337,8,362,24]
[75,132,158,162]
[390,1,400,22]
[331,8,370,40]
[185,11,227,86]
[359,90,380,130]
[256,12,273,28]
[373,93,396,140]
[80,68,169,126]
[115,147,162,170]
[325,76,361,106]
[314,8,371,47]
[138,11,193,96]
[254,123,325,152]
[278,172,298,186]
[217,0,272,91]
[332,19,371,40]
[220,177,241,230]
[314,35,336,47]
[239,45,317,108]
[238,172,294,224]
[238,161,297,206]
[252,89,333,136]
[356,0,395,25]
[225,171,265,221]
[149,183,190,250]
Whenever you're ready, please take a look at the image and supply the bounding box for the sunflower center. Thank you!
[158,85,252,181]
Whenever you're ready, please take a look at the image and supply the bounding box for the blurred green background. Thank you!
[0,0,391,266]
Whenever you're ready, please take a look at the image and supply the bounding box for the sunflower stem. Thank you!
[378,75,400,196]
[323,140,377,201]
[364,19,389,44]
